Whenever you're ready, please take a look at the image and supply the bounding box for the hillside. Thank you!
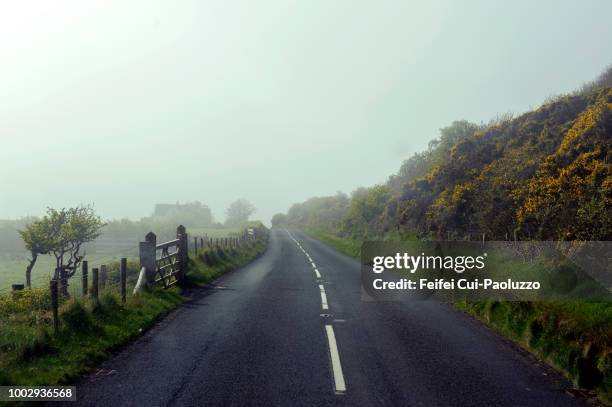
[278,85,611,242]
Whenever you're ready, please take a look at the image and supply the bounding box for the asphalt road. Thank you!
[55,229,587,407]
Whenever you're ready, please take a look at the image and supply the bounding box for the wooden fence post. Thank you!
[100,265,107,289]
[140,232,157,285]
[82,260,88,297]
[120,258,127,304]
[50,279,59,333]
[11,284,24,300]
[92,268,99,301]
[177,225,187,281]
[200,237,204,251]
[194,236,198,255]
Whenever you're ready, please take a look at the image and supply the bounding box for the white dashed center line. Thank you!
[319,284,329,310]
[325,325,347,394]
[286,229,347,395]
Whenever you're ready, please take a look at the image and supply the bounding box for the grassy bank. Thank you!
[0,234,267,398]
[300,227,612,404]
[302,227,362,258]
[456,300,612,403]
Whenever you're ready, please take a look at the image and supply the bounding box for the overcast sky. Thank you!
[1,0,611,224]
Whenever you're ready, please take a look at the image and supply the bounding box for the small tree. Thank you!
[51,206,105,296]
[20,206,105,295]
[19,215,63,288]
[225,199,255,227]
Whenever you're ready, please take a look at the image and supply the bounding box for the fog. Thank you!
[1,0,611,224]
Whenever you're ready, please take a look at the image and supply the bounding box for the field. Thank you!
[0,254,134,295]
[188,227,240,238]
[0,227,240,294]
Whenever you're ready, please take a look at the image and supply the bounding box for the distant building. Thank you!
[153,203,182,218]
[151,201,214,227]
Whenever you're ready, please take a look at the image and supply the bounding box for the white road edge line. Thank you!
[315,268,322,279]
[319,284,329,310]
[325,325,347,394]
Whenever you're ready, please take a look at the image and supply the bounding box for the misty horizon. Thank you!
[1,0,611,224]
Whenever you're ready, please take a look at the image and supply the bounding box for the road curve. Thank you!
[53,229,585,407]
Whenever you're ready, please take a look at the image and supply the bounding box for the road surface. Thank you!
[55,229,586,406]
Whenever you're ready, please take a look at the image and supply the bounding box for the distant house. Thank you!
[153,203,182,218]
[151,201,214,227]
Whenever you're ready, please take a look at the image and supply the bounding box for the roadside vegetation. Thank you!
[273,66,612,403]
[0,200,258,292]
[0,223,268,396]
[300,227,362,258]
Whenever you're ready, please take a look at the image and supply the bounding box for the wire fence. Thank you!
[0,243,141,297]
[0,225,260,305]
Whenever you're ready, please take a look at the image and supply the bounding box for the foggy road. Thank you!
[55,229,585,407]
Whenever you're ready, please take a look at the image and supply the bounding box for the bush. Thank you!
[216,248,228,261]
[0,289,50,316]
[20,328,53,361]
[61,300,95,333]
[92,293,121,321]
[0,369,12,385]
[201,250,217,266]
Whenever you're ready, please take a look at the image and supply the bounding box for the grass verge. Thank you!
[301,227,362,258]
[456,300,612,404]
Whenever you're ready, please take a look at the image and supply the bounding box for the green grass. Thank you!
[0,254,138,294]
[188,227,241,238]
[298,227,419,259]
[300,227,612,405]
[301,227,362,258]
[0,232,268,400]
[0,226,245,292]
[186,238,267,286]
[456,300,612,404]
[0,289,183,390]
